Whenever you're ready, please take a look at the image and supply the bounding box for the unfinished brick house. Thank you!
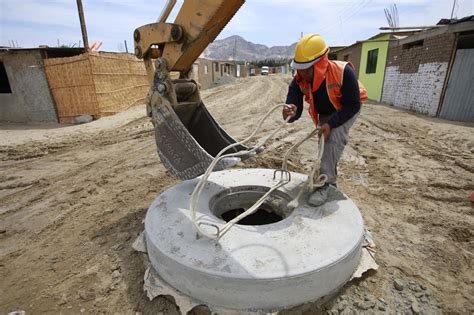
[333,43,363,77]
[334,32,419,101]
[0,47,149,124]
[192,58,214,90]
[192,58,244,90]
[382,16,474,122]
[0,47,83,123]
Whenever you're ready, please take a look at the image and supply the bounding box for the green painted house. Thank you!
[352,32,419,101]
[358,34,391,101]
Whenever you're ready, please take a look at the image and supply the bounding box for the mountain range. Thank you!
[202,35,296,61]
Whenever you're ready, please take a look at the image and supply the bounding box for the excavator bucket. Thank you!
[151,96,250,180]
[135,0,249,180]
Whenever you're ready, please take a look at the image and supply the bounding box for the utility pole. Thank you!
[76,0,90,51]
[232,38,237,60]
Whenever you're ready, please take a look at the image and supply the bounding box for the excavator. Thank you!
[133,0,250,180]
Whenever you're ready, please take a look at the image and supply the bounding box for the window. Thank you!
[204,65,208,74]
[457,32,474,49]
[214,63,218,72]
[402,40,424,50]
[343,54,350,61]
[0,62,12,93]
[366,48,378,74]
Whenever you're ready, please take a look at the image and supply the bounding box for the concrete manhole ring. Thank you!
[145,168,364,311]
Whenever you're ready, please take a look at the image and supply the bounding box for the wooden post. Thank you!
[76,0,89,51]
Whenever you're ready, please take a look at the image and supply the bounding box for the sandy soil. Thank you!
[1,74,473,314]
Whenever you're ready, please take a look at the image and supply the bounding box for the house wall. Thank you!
[334,43,363,78]
[268,65,290,74]
[194,58,214,89]
[0,50,58,122]
[359,35,390,101]
[382,33,456,116]
[191,59,249,90]
[221,63,234,76]
[235,63,248,77]
[212,61,222,81]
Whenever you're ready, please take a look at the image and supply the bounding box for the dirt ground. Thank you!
[1,74,473,314]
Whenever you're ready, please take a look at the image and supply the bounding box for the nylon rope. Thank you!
[189,103,326,240]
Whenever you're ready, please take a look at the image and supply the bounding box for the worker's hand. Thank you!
[283,104,297,120]
[320,123,331,140]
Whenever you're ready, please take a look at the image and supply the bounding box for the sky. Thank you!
[1,0,473,52]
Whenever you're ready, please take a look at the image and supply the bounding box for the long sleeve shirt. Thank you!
[285,64,361,128]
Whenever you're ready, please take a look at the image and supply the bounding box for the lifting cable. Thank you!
[189,103,326,240]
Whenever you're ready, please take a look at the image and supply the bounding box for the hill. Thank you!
[202,35,296,61]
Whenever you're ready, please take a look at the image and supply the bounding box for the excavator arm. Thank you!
[134,0,249,180]
[135,0,244,73]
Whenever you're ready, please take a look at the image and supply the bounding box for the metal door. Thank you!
[439,49,474,122]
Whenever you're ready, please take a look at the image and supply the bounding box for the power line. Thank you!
[328,0,370,34]
[320,0,373,38]
[342,0,373,25]
[334,0,366,25]
[317,0,367,35]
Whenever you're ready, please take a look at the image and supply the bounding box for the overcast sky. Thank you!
[1,0,472,52]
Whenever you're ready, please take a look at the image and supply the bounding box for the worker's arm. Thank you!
[284,78,304,122]
[327,65,361,128]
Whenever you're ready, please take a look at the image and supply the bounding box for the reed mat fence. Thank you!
[44,52,149,123]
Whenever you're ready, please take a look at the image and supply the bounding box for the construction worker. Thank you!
[283,34,366,206]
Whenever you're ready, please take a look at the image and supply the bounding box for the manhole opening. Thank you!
[209,186,293,226]
[221,208,283,225]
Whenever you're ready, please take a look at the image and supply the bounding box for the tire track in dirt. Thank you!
[340,104,473,312]
[208,75,295,152]
[1,75,473,314]
[0,128,174,312]
[0,117,154,162]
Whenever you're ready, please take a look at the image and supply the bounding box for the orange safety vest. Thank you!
[296,60,368,126]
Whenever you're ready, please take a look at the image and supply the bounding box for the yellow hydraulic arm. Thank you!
[133,0,250,180]
[134,0,244,79]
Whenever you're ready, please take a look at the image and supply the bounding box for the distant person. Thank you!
[282,34,367,206]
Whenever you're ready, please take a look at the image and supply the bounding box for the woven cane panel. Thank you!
[44,53,99,120]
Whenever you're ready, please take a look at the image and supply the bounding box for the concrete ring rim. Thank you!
[145,168,364,279]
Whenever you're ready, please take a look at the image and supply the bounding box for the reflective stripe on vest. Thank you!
[296,60,367,126]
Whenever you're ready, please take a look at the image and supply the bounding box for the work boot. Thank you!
[307,184,331,207]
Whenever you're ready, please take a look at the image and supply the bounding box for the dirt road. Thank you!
[1,74,473,314]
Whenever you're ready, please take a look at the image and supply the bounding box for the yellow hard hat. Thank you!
[291,34,329,69]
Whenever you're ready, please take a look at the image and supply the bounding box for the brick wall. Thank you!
[382,33,456,116]
[334,43,363,78]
